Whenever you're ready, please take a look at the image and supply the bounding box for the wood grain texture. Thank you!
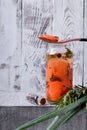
[0,0,15,92]
[21,0,53,97]
[0,0,85,106]
[9,0,22,92]
[0,0,54,106]
[53,0,84,86]
[0,0,23,106]
[0,0,87,130]
[83,0,87,85]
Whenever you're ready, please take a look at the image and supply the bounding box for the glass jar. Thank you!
[46,44,73,102]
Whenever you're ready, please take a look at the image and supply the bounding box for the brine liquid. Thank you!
[46,49,73,102]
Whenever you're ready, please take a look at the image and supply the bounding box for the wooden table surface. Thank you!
[0,0,87,129]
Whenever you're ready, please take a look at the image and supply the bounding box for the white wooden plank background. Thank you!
[0,0,86,106]
[84,0,87,86]
[52,0,84,86]
[21,0,53,93]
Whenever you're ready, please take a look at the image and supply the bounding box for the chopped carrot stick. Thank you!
[38,34,59,43]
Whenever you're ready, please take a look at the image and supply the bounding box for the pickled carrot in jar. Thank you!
[46,46,73,102]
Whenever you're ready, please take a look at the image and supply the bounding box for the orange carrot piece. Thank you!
[46,58,73,102]
[46,58,69,81]
[46,58,55,81]
[53,59,69,79]
[46,81,63,101]
[38,34,59,43]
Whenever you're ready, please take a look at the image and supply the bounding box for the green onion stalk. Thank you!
[15,87,87,130]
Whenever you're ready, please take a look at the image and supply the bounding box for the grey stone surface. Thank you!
[0,107,87,130]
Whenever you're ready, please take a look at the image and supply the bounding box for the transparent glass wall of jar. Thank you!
[46,44,73,102]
